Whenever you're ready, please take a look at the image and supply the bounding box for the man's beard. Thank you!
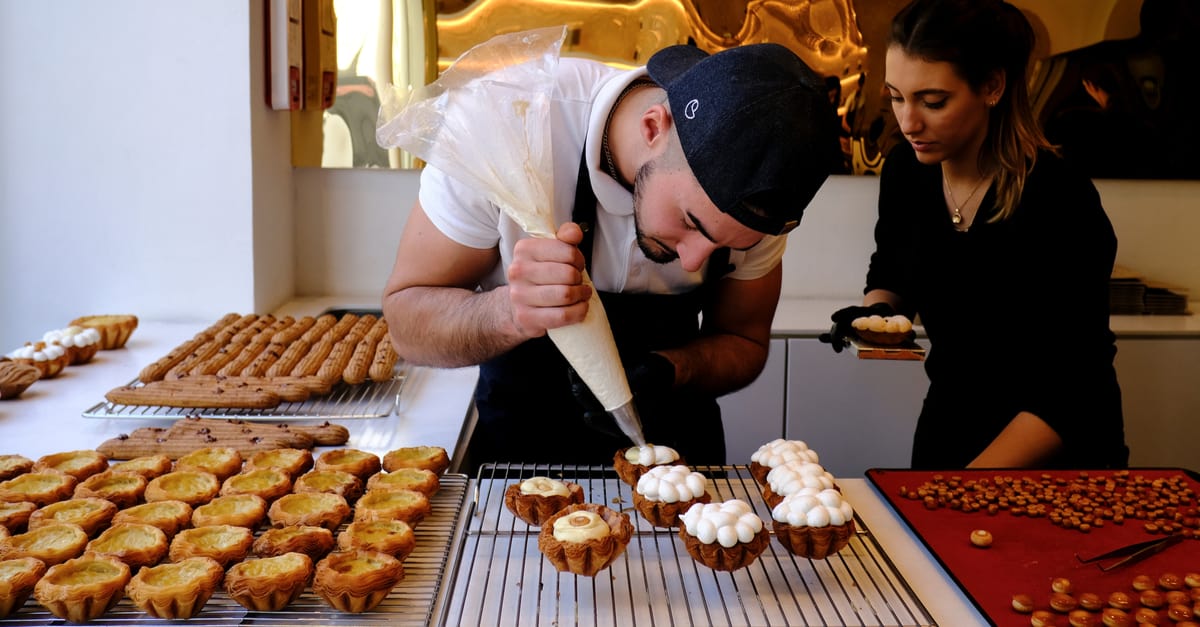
[631,158,678,264]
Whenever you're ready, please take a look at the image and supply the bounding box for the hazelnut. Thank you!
[1140,589,1164,608]
[1184,572,1200,588]
[970,529,993,548]
[1165,591,1189,606]
[1080,592,1104,611]
[1110,591,1135,610]
[1159,572,1183,591]
[1053,577,1074,594]
[1101,608,1132,627]
[1013,593,1036,613]
[1132,607,1160,624]
[1069,609,1097,626]
[1168,604,1193,621]
[1133,575,1156,591]
[1031,609,1058,627]
[1052,592,1079,613]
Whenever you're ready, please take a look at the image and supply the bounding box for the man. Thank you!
[382,43,838,469]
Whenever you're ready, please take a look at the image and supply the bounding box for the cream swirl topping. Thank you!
[551,510,609,542]
[771,487,854,528]
[635,464,707,503]
[518,476,569,497]
[6,342,66,362]
[765,460,835,497]
[680,499,763,547]
[624,444,679,466]
[852,314,912,333]
[750,438,819,468]
[42,326,101,348]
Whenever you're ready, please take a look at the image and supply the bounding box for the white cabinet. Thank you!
[1115,338,1200,468]
[718,339,787,464]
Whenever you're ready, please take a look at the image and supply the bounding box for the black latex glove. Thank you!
[567,352,675,438]
[817,302,895,353]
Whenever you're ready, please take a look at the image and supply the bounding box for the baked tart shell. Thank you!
[33,551,131,623]
[679,525,771,571]
[772,518,856,560]
[224,552,314,612]
[0,556,47,618]
[0,522,88,566]
[168,524,254,568]
[504,481,585,527]
[86,522,169,570]
[125,556,223,619]
[144,470,220,507]
[268,492,350,531]
[111,500,193,539]
[315,449,381,480]
[336,520,416,560]
[0,471,78,507]
[313,549,405,613]
[253,525,335,561]
[382,446,450,475]
[352,489,430,526]
[538,503,634,577]
[73,470,148,509]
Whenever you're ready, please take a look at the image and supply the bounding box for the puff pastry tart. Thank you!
[191,494,267,529]
[245,448,313,479]
[112,500,193,539]
[504,476,585,527]
[144,470,220,507]
[366,468,440,497]
[224,552,314,612]
[28,497,118,537]
[268,492,351,531]
[337,520,416,560]
[69,314,138,350]
[175,447,244,482]
[33,551,131,623]
[0,502,36,534]
[313,549,405,613]
[33,450,109,481]
[0,522,88,566]
[293,469,364,502]
[382,446,450,475]
[109,454,174,480]
[354,489,431,526]
[73,470,148,509]
[168,524,254,568]
[0,471,78,507]
[0,454,33,482]
[0,556,47,618]
[253,525,335,561]
[86,522,169,570]
[220,468,292,503]
[125,556,223,619]
[315,448,382,481]
[538,504,634,577]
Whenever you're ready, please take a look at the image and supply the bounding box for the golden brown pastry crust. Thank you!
[33,450,109,481]
[0,501,37,534]
[245,448,313,478]
[0,523,88,566]
[253,525,335,561]
[293,469,363,502]
[612,448,684,487]
[382,446,450,475]
[632,491,711,529]
[125,556,223,619]
[538,504,634,577]
[0,455,33,482]
[73,470,148,509]
[28,497,118,536]
[504,480,585,527]
[336,520,416,560]
[220,468,292,502]
[353,489,431,526]
[168,524,254,567]
[366,468,440,497]
[85,522,169,570]
[267,492,350,531]
[0,361,40,399]
[144,470,220,506]
[314,448,381,480]
[69,314,138,350]
[313,549,405,613]
[224,552,314,611]
[0,471,78,507]
[33,551,131,623]
[0,556,47,618]
[678,525,771,572]
[175,447,243,481]
[109,454,173,480]
[771,518,855,560]
[191,494,267,529]
[111,500,193,538]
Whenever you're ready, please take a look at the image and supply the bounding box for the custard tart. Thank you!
[220,468,292,502]
[253,524,335,561]
[337,520,415,560]
[109,454,173,480]
[315,448,382,481]
[225,552,314,611]
[0,522,89,566]
[353,489,431,526]
[293,469,363,502]
[366,468,440,497]
[125,556,223,619]
[268,492,350,531]
[86,522,169,569]
[0,471,78,507]
[0,454,33,482]
[0,556,46,618]
[0,501,36,534]
[382,445,450,475]
[245,447,313,479]
[313,549,405,613]
[538,503,634,577]
[33,551,130,623]
[191,494,267,529]
[175,447,244,482]
[168,524,254,567]
[112,500,192,538]
[28,497,117,536]
[504,476,585,526]
[33,450,109,481]
[69,314,138,350]
[144,470,220,506]
[73,470,148,509]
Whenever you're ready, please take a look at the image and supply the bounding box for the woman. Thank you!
[824,0,1128,469]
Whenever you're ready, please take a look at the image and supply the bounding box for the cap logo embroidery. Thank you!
[684,99,700,120]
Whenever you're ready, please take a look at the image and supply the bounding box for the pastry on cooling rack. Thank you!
[28,497,118,536]
[0,556,47,618]
[109,454,174,480]
[33,449,108,481]
[225,551,314,612]
[175,447,244,482]
[253,525,335,561]
[68,314,138,350]
[633,465,711,528]
[382,445,450,475]
[0,502,36,534]
[0,455,33,482]
[168,524,254,568]
[761,460,837,508]
[613,444,682,487]
[504,476,585,527]
[315,448,382,481]
[0,523,88,566]
[112,500,193,538]
[366,467,440,497]
[0,471,78,507]
[85,522,169,570]
[293,469,364,502]
[313,549,406,613]
[125,556,224,619]
[749,439,820,486]
[771,487,855,560]
[538,503,633,577]
[678,499,770,571]
[33,551,131,623]
[267,492,351,531]
[144,470,220,507]
[191,494,268,529]
[73,470,148,509]
[220,468,292,503]
[337,519,416,560]
[354,489,431,526]
[244,447,313,479]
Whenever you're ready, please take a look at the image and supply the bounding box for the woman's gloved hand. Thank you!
[567,352,675,437]
[817,302,895,353]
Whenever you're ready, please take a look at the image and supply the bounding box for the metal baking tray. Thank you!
[442,464,935,627]
[1,473,471,626]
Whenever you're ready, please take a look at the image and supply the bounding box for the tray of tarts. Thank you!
[0,444,474,625]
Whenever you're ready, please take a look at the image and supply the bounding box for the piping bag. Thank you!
[377,26,646,446]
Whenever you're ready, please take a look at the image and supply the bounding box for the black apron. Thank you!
[464,151,731,472]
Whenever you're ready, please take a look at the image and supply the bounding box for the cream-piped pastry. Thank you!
[538,503,633,577]
[633,465,710,528]
[552,510,609,542]
[749,439,819,485]
[503,476,584,526]
[613,444,681,486]
[6,342,70,379]
[851,314,914,345]
[762,460,836,507]
[771,487,855,559]
[42,326,102,365]
[678,499,770,571]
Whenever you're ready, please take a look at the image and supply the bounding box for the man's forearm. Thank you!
[661,333,770,397]
[383,286,525,368]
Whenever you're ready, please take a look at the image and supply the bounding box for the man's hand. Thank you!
[817,302,895,353]
[506,222,593,339]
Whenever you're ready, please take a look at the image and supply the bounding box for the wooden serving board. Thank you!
[851,338,926,361]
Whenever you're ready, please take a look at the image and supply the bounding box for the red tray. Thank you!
[866,468,1200,627]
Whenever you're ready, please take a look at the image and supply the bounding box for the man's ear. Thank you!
[640,103,672,151]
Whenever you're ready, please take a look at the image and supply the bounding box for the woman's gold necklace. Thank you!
[943,170,988,228]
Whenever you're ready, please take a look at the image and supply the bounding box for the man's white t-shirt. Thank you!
[417,57,787,294]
